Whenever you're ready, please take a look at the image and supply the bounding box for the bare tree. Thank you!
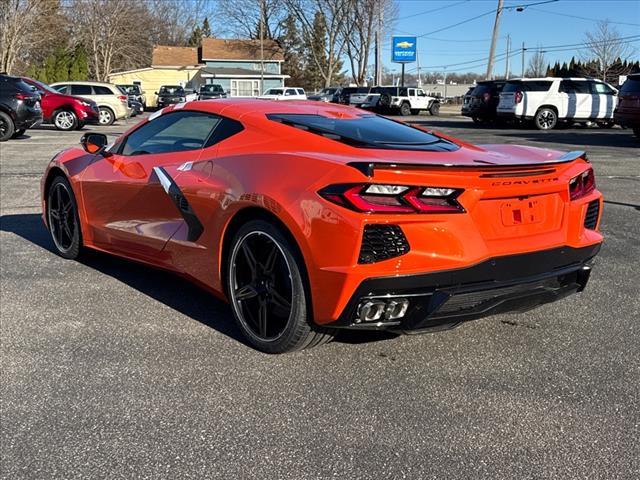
[216,0,286,39]
[526,49,547,78]
[67,0,157,81]
[0,0,61,74]
[148,0,215,46]
[284,0,350,87]
[342,0,396,85]
[582,20,635,82]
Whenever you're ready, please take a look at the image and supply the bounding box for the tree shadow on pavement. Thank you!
[0,213,394,348]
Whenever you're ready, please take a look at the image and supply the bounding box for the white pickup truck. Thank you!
[350,86,441,116]
[259,87,307,101]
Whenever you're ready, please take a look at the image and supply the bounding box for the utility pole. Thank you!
[417,51,421,87]
[521,42,526,78]
[374,0,382,85]
[485,0,504,79]
[259,0,265,94]
[504,34,511,79]
[443,67,447,101]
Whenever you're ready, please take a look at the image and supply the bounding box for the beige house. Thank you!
[108,46,202,108]
[108,40,288,107]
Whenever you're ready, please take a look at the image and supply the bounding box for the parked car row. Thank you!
[461,76,639,138]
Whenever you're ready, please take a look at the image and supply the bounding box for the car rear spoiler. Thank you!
[347,150,587,177]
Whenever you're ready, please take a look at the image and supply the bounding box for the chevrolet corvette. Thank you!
[41,99,603,353]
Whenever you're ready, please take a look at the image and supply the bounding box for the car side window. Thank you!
[560,80,591,94]
[93,85,113,95]
[286,89,296,96]
[121,111,222,156]
[408,89,415,96]
[71,85,92,96]
[53,85,68,94]
[592,82,614,95]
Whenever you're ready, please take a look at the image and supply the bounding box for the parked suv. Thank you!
[22,77,99,131]
[497,77,618,130]
[614,73,640,138]
[0,74,42,141]
[259,87,307,100]
[351,86,440,116]
[198,84,227,100]
[462,80,505,123]
[117,84,146,109]
[156,85,187,108]
[308,87,340,103]
[51,81,129,126]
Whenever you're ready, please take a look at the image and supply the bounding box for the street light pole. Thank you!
[485,0,504,79]
[504,34,511,79]
[521,42,526,78]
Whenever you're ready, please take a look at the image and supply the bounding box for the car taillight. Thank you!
[569,168,596,200]
[118,95,127,102]
[319,184,465,214]
[514,91,523,104]
[483,92,491,102]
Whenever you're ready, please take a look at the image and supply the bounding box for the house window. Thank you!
[231,80,260,97]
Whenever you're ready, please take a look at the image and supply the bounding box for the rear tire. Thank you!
[0,111,15,142]
[98,107,115,126]
[226,219,335,353]
[534,107,557,130]
[46,175,82,260]
[429,102,440,116]
[400,102,411,116]
[53,110,78,131]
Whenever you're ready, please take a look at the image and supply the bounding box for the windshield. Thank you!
[620,76,640,94]
[25,78,59,94]
[119,84,140,94]
[201,85,223,93]
[159,86,184,95]
[267,113,459,152]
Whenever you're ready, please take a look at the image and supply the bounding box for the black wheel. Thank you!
[597,121,614,129]
[379,93,391,107]
[429,102,440,116]
[226,220,334,353]
[534,107,557,130]
[53,110,78,131]
[0,111,15,142]
[47,176,82,259]
[98,107,115,126]
[400,102,411,116]
[11,129,26,139]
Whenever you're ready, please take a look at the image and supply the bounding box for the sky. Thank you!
[384,0,640,75]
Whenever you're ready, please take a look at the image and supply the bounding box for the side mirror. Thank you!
[81,133,108,155]
[154,91,158,95]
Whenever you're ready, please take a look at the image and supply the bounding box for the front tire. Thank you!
[47,176,82,259]
[0,111,15,141]
[53,110,78,131]
[226,220,334,353]
[98,107,115,126]
[429,102,440,116]
[534,107,557,130]
[400,102,411,116]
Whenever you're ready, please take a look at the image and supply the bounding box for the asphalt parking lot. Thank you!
[1,113,639,479]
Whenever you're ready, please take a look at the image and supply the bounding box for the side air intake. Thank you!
[358,225,410,264]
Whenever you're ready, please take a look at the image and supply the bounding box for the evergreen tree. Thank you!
[305,11,328,91]
[69,46,88,80]
[188,26,202,47]
[280,14,305,88]
[201,17,212,38]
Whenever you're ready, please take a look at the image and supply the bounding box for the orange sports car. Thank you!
[41,99,603,353]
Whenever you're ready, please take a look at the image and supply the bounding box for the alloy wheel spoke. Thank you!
[235,284,259,301]
[269,288,291,311]
[262,244,278,274]
[241,242,258,276]
[258,300,268,337]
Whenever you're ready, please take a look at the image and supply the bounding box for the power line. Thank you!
[529,7,640,27]
[396,0,470,22]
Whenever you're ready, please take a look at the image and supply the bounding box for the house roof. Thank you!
[200,38,284,62]
[152,45,199,67]
[200,67,288,78]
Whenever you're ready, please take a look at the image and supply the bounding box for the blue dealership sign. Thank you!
[391,36,417,63]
